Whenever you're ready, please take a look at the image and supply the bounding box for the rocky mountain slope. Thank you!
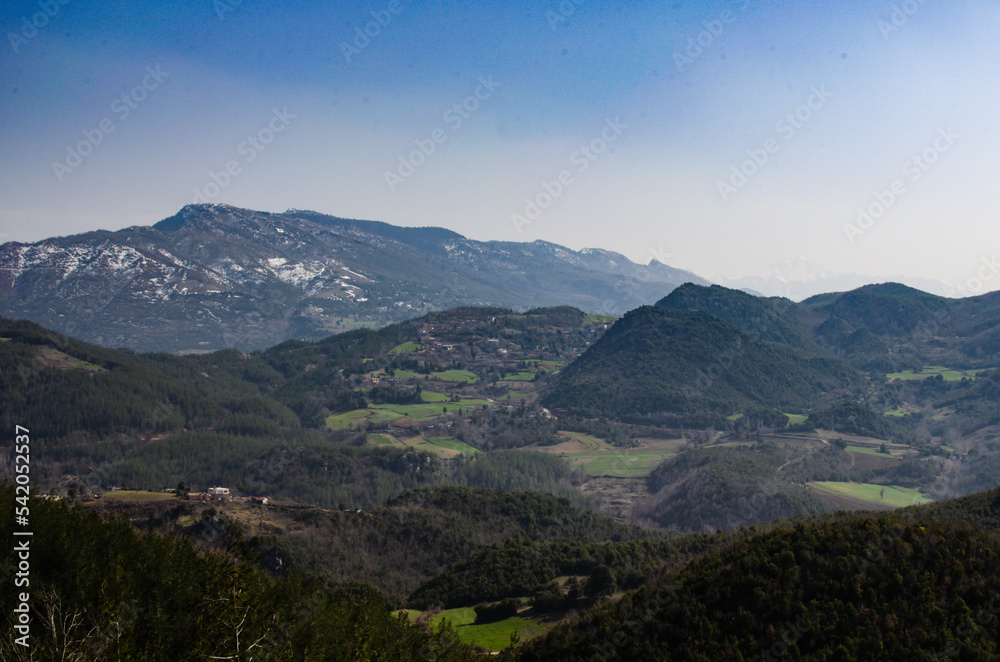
[0,204,706,352]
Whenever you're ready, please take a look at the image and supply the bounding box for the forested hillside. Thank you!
[0,489,480,661]
[91,486,643,603]
[542,306,859,426]
[512,514,1000,660]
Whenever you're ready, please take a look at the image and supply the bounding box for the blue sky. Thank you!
[2,0,998,291]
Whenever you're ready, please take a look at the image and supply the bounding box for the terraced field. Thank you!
[808,481,931,508]
[845,445,900,459]
[569,449,678,477]
[363,433,478,458]
[531,433,681,477]
[404,606,556,651]
[386,369,479,383]
[389,341,424,354]
[887,365,988,382]
[326,396,490,430]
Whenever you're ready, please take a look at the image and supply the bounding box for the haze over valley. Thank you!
[3,1,1000,658]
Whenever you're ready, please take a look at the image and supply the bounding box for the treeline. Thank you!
[92,430,596,510]
[104,430,439,509]
[453,405,560,450]
[780,442,942,489]
[261,322,418,426]
[806,400,915,441]
[450,451,590,506]
[0,489,479,661]
[409,534,723,609]
[512,516,1000,660]
[0,319,305,483]
[640,442,829,532]
[172,486,648,603]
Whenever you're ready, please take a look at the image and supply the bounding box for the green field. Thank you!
[560,431,605,450]
[101,490,177,502]
[325,409,373,429]
[424,438,479,455]
[389,341,425,354]
[328,393,493,429]
[884,404,921,417]
[567,450,676,477]
[846,445,900,459]
[420,391,492,408]
[500,371,536,382]
[382,369,480,383]
[423,607,555,651]
[375,402,452,419]
[431,370,480,383]
[364,434,477,457]
[785,413,808,425]
[328,404,449,429]
[809,482,931,507]
[391,369,421,380]
[887,365,987,382]
[584,314,616,324]
[367,433,400,447]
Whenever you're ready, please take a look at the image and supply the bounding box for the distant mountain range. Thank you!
[0,204,707,352]
[720,256,956,300]
[544,281,1000,424]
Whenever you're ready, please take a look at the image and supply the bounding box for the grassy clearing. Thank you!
[456,398,493,407]
[386,369,481,384]
[887,365,987,382]
[325,409,372,430]
[367,433,401,447]
[101,490,176,502]
[366,433,470,454]
[884,403,921,417]
[558,431,606,450]
[389,341,424,354]
[431,370,480,383]
[393,437,475,458]
[374,403,452,419]
[808,482,931,508]
[784,413,808,425]
[327,395,490,430]
[584,314,616,324]
[565,450,677,478]
[420,391,450,402]
[500,371,536,382]
[391,369,421,380]
[846,445,900,459]
[425,607,555,651]
[323,317,379,332]
[425,438,479,455]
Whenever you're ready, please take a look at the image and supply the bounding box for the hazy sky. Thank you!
[2,1,998,291]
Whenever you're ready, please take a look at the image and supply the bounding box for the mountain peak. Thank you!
[153,203,242,232]
[1,204,706,352]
